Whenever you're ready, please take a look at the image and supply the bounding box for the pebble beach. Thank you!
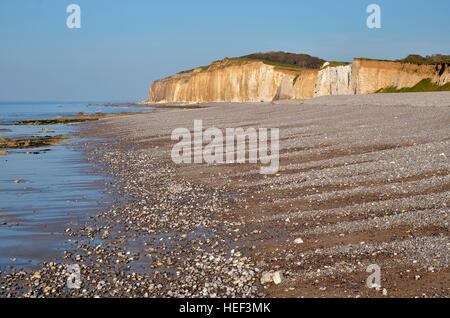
[1,92,449,298]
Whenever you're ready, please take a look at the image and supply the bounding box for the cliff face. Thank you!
[314,59,450,97]
[146,59,317,103]
[351,59,450,94]
[145,57,450,103]
[314,65,353,97]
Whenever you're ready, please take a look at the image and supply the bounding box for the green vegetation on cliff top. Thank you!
[175,53,449,76]
[320,61,351,69]
[398,54,450,65]
[241,52,325,69]
[357,54,450,65]
[176,51,325,74]
[377,78,450,93]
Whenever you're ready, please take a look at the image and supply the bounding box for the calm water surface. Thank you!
[0,101,148,269]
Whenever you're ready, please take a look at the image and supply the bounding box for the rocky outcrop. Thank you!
[145,56,450,103]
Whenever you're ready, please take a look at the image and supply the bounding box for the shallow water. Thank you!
[0,101,147,124]
[0,101,148,270]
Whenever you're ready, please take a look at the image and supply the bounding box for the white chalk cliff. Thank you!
[145,57,450,103]
[314,64,353,97]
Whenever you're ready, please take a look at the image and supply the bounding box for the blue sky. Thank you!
[0,0,449,102]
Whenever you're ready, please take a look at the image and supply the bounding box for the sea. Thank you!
[0,101,149,270]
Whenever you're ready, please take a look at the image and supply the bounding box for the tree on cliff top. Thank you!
[398,54,450,65]
[241,51,325,69]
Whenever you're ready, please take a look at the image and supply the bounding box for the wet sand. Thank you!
[1,92,449,297]
[0,135,112,271]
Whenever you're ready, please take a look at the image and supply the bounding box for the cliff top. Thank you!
[176,51,326,76]
[240,51,325,69]
[356,54,450,65]
[398,54,450,65]
[173,52,450,79]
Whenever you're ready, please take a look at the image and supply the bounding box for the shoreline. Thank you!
[1,92,449,297]
[0,130,111,272]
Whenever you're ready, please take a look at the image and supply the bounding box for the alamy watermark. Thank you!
[366,264,381,289]
[171,120,279,174]
[66,264,81,289]
[366,4,381,29]
[66,4,81,29]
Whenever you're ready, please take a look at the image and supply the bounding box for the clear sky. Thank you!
[1,0,449,102]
